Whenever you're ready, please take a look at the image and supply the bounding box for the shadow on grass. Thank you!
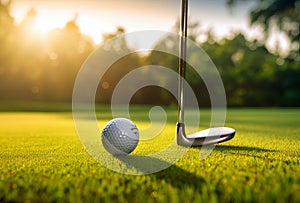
[116,145,277,188]
[153,164,207,189]
[117,155,206,189]
[215,145,277,153]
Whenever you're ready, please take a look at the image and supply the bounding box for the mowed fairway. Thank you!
[0,107,299,202]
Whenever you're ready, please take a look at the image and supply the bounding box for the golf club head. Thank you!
[176,123,235,147]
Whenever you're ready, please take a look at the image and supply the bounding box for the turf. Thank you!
[0,107,299,202]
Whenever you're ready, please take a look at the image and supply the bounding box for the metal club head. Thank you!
[176,0,235,147]
[177,123,235,147]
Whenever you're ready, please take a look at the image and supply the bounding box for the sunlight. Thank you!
[10,0,179,45]
[12,5,107,44]
[10,0,291,53]
[32,13,69,34]
[12,4,72,38]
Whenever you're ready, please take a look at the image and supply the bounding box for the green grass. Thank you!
[0,107,300,202]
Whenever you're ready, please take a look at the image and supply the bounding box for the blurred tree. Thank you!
[0,0,15,99]
[202,33,280,106]
[147,26,287,106]
[146,21,211,106]
[96,27,142,104]
[0,5,94,102]
[13,8,44,101]
[102,26,128,51]
[42,17,94,101]
[0,0,14,49]
[0,0,14,46]
[228,0,299,61]
[0,1,298,107]
[227,0,300,106]
[277,62,300,106]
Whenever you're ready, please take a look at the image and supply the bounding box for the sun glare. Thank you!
[32,14,70,34]
[12,3,109,44]
[11,0,281,50]
[12,3,78,33]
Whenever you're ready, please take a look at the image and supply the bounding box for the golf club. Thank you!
[176,0,235,147]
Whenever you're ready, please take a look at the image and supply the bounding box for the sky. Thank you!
[10,0,257,48]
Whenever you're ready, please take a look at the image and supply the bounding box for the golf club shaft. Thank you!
[178,0,188,124]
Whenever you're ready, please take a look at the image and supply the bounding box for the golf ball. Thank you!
[101,118,139,156]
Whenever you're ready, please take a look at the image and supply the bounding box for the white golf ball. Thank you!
[101,118,139,156]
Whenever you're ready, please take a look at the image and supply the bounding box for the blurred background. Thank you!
[0,0,299,108]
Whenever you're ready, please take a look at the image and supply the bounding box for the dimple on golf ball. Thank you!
[101,118,139,156]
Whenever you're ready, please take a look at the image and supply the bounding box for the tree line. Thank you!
[0,0,299,106]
